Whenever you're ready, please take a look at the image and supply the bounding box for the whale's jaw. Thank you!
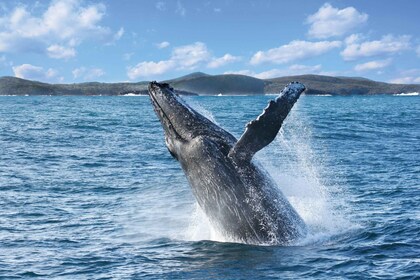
[148,81,236,157]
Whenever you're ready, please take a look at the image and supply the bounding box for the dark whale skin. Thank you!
[148,81,307,245]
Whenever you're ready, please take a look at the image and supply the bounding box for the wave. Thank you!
[216,94,251,96]
[393,92,419,96]
[121,93,148,96]
[267,94,333,97]
[0,94,32,96]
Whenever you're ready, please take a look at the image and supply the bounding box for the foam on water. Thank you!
[393,92,419,96]
[183,203,227,242]
[121,93,148,97]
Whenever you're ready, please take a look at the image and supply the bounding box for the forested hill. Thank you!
[265,75,420,95]
[169,72,420,95]
[1,73,419,96]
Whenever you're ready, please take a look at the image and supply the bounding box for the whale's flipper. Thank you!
[228,82,305,162]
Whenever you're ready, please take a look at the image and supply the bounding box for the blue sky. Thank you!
[0,0,419,83]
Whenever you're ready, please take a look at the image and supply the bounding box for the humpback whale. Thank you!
[148,81,307,245]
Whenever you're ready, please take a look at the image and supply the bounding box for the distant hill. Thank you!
[265,75,420,95]
[1,73,419,96]
[166,73,420,95]
[163,72,210,83]
[0,76,150,96]
[166,74,265,95]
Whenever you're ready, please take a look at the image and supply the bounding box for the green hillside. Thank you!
[265,75,420,95]
[0,76,149,96]
[1,73,419,96]
[167,74,265,95]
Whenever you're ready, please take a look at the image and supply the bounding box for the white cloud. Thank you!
[223,70,255,76]
[389,69,420,84]
[253,69,287,79]
[72,68,85,79]
[389,76,420,84]
[289,64,323,73]
[114,27,124,41]
[12,63,61,82]
[307,3,368,39]
[0,0,116,58]
[207,54,241,68]
[86,68,105,80]
[105,27,125,46]
[72,67,105,80]
[127,60,175,80]
[344,33,363,45]
[224,64,322,79]
[289,64,320,71]
[156,41,170,49]
[171,42,211,69]
[341,34,411,61]
[0,55,8,68]
[47,44,76,59]
[72,67,84,79]
[250,40,341,65]
[127,42,210,79]
[354,59,392,72]
[156,1,166,11]
[123,52,134,61]
[255,64,322,79]
[175,1,186,16]
[127,42,241,79]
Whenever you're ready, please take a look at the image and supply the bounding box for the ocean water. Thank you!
[0,94,418,279]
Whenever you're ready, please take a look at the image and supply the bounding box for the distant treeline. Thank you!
[1,72,419,96]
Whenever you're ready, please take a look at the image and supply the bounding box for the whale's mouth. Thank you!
[148,83,172,125]
[148,82,173,113]
[148,82,185,141]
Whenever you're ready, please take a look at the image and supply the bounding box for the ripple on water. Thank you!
[0,95,418,279]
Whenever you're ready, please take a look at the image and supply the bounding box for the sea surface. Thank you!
[0,94,419,279]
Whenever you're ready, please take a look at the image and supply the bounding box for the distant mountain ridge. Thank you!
[0,76,150,96]
[265,75,420,95]
[1,73,419,96]
[166,74,265,95]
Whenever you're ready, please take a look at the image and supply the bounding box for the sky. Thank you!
[0,0,419,84]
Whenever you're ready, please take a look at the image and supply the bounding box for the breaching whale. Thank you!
[148,81,307,245]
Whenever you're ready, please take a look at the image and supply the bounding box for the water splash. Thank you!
[183,203,227,242]
[177,98,354,246]
[183,97,219,124]
[257,103,353,245]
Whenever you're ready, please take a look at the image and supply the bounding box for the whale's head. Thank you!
[148,82,235,160]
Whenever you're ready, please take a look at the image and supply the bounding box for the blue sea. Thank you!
[0,94,419,279]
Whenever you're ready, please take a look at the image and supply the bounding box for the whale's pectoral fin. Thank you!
[228,82,305,162]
